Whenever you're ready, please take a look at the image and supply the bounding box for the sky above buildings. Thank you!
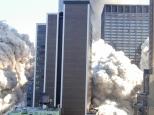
[0,0,59,43]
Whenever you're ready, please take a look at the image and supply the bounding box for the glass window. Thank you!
[112,5,117,12]
[142,6,149,13]
[125,6,130,13]
[118,6,123,13]
[137,6,142,13]
[106,5,111,12]
[130,6,136,13]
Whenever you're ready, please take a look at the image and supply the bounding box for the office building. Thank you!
[101,4,149,65]
[60,1,90,115]
[33,24,46,107]
[43,12,63,107]
[44,14,58,107]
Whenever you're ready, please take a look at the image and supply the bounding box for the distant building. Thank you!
[101,4,149,65]
[33,24,46,107]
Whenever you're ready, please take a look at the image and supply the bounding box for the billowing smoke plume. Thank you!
[0,22,34,114]
[91,39,143,115]
[140,38,149,70]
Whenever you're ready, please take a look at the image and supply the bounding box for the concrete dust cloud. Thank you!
[91,39,143,115]
[0,22,34,114]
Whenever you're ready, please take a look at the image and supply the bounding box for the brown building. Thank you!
[60,0,90,115]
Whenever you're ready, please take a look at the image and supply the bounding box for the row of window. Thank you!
[105,20,149,22]
[105,15,149,19]
[105,23,149,26]
[105,13,149,16]
[105,5,149,13]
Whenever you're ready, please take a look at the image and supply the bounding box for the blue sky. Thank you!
[0,0,59,43]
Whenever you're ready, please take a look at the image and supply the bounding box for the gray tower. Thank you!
[60,0,90,115]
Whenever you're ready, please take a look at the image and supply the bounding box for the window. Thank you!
[142,6,149,13]
[137,6,142,13]
[125,6,130,13]
[130,6,136,13]
[118,6,123,13]
[106,5,111,12]
[112,5,117,12]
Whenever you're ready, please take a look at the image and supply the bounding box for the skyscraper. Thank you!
[44,14,58,107]
[43,12,63,107]
[33,24,46,107]
[60,0,90,115]
[101,4,149,65]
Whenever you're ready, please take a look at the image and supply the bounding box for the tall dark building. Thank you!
[26,80,33,107]
[101,4,149,65]
[60,1,90,115]
[44,14,58,107]
[43,12,63,107]
[33,24,46,107]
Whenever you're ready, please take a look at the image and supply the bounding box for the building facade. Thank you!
[101,4,149,65]
[60,1,90,115]
[33,24,46,107]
